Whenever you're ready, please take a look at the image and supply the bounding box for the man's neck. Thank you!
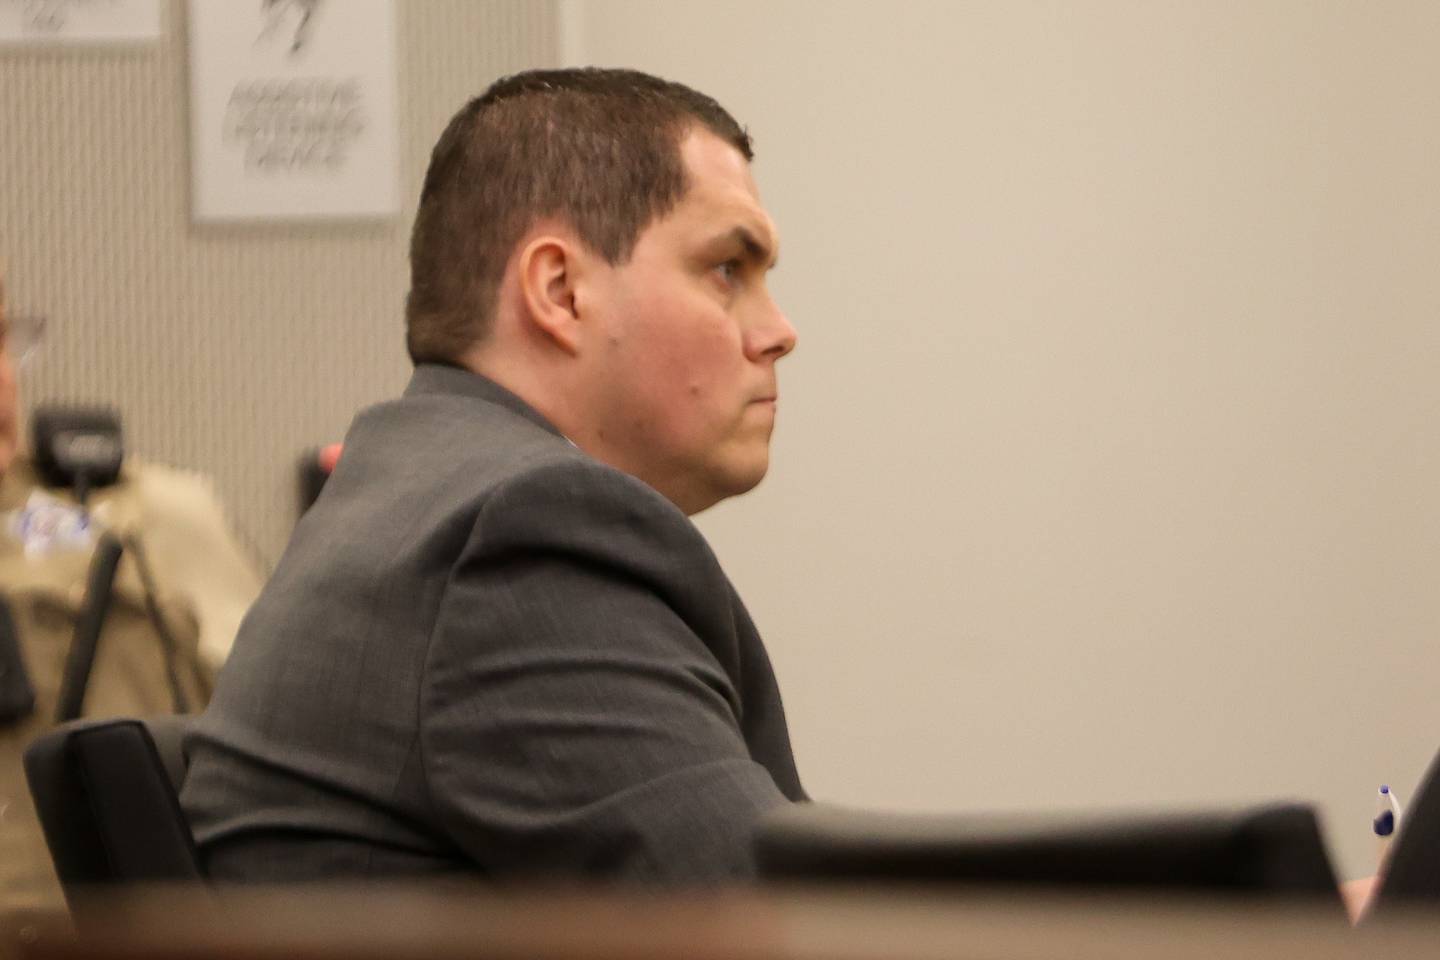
[456,349,577,441]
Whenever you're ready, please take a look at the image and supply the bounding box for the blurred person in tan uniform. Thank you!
[0,275,264,911]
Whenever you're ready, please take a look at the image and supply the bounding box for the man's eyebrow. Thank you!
[712,225,779,269]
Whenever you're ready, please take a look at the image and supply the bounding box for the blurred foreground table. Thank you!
[4,883,1439,960]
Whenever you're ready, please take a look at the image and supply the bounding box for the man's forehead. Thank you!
[675,129,781,260]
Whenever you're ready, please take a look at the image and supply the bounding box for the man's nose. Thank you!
[745,294,797,362]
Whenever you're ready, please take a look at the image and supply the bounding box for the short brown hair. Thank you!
[405,68,752,365]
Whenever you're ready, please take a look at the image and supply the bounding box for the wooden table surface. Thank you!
[4,883,1438,960]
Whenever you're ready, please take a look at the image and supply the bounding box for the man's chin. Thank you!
[720,456,770,499]
[679,463,769,516]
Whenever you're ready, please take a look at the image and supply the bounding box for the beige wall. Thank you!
[0,0,558,566]
[567,0,1440,881]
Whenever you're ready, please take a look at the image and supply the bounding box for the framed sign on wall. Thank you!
[187,0,400,222]
[0,0,162,45]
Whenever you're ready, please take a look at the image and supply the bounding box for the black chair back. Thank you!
[757,802,1343,905]
[23,716,203,904]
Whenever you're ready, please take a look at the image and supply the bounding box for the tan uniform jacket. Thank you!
[0,456,262,912]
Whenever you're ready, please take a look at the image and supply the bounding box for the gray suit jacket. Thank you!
[181,364,805,883]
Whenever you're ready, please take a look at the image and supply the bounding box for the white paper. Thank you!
[0,0,162,44]
[187,0,400,222]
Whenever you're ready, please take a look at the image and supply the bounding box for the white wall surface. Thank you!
[565,0,1440,881]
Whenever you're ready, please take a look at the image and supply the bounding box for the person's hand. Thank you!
[1339,875,1380,924]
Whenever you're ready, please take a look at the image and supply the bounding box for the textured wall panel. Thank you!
[1,0,559,567]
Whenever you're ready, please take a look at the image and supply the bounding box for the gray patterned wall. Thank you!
[1,0,559,567]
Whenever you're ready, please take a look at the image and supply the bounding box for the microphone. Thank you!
[26,406,193,719]
[31,406,124,505]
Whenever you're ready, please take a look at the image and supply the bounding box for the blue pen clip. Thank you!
[1374,784,1402,837]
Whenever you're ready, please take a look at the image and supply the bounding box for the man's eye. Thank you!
[715,260,741,284]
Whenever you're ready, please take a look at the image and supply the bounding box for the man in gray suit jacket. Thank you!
[181,68,805,883]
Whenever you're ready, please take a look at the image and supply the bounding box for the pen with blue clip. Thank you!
[1373,784,1403,868]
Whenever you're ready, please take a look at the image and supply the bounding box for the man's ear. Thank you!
[517,235,584,355]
